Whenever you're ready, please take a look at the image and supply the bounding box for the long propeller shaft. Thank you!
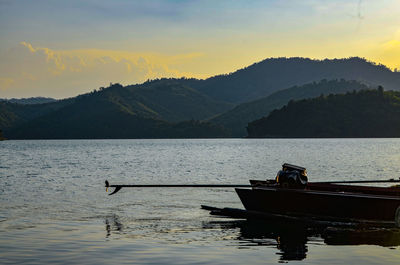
[105,178,400,195]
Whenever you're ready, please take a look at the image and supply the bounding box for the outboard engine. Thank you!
[276,163,308,188]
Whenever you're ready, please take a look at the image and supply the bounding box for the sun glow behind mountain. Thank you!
[1,0,400,98]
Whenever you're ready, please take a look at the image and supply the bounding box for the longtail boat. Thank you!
[105,163,400,227]
[236,164,400,227]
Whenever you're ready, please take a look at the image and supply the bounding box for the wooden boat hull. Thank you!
[235,187,400,225]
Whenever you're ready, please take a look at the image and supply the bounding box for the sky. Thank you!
[1,0,400,98]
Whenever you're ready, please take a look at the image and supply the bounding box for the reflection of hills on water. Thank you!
[323,227,400,247]
[202,220,310,261]
[203,219,400,261]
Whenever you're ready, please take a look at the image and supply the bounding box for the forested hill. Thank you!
[209,79,369,137]
[123,79,232,122]
[189,57,400,103]
[247,88,400,138]
[0,98,74,130]
[2,81,232,139]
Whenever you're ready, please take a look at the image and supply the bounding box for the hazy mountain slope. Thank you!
[123,79,233,122]
[247,88,400,138]
[0,99,74,129]
[191,57,400,103]
[5,84,230,139]
[4,85,230,139]
[209,79,369,137]
[1,80,232,137]
[0,97,57,105]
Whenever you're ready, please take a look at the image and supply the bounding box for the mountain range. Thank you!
[184,57,400,103]
[2,82,231,139]
[2,56,400,139]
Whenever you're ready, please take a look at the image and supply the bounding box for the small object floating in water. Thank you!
[105,163,400,227]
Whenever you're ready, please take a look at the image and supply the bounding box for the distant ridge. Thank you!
[0,97,56,105]
[190,57,400,103]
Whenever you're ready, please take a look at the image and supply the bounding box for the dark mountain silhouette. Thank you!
[0,97,57,105]
[188,57,400,103]
[0,98,74,130]
[122,79,233,122]
[247,88,400,138]
[209,79,370,137]
[4,82,230,139]
[0,79,233,132]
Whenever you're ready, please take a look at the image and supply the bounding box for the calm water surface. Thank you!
[1,139,400,264]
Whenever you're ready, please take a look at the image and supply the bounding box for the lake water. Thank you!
[1,139,400,264]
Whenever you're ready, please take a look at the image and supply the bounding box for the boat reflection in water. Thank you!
[104,214,400,262]
[105,214,123,238]
[202,219,400,262]
[233,220,309,261]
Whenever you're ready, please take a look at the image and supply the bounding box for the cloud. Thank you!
[382,40,400,51]
[0,78,14,91]
[364,38,400,71]
[379,40,400,69]
[0,42,203,98]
